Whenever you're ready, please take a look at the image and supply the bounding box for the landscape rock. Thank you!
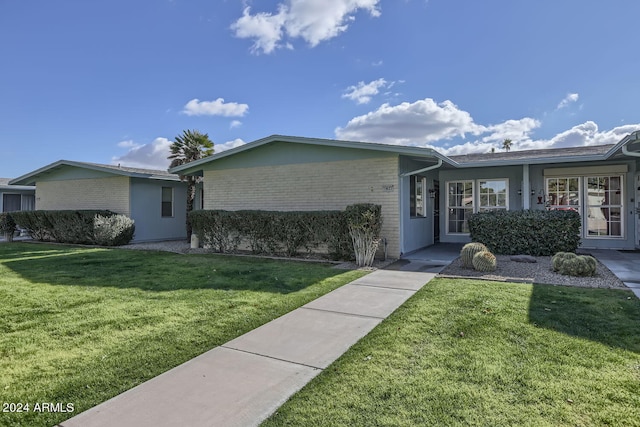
[510,255,537,263]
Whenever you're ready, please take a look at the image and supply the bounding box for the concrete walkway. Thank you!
[58,270,435,427]
[588,249,640,298]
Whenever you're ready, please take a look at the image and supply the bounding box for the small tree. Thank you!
[169,130,214,239]
[502,138,513,152]
[345,204,383,267]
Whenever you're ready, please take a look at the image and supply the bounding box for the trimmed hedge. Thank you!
[189,209,355,260]
[11,210,135,246]
[468,209,581,256]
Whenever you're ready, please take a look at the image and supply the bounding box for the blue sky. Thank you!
[2,0,639,177]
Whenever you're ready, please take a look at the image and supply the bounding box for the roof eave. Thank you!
[454,154,609,168]
[10,160,179,185]
[169,134,455,174]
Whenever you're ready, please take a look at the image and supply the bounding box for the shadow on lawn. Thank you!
[0,243,347,294]
[528,283,640,353]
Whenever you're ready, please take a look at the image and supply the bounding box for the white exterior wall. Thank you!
[203,156,401,257]
[36,176,130,216]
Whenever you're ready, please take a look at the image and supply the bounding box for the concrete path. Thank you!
[589,249,640,299]
[58,270,435,427]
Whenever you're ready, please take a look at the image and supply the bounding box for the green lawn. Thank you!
[0,243,365,427]
[264,278,640,427]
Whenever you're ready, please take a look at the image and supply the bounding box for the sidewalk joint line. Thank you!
[300,306,386,320]
[220,346,325,371]
[349,282,422,292]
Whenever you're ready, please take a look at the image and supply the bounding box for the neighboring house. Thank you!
[0,178,35,212]
[10,161,188,242]
[170,132,640,258]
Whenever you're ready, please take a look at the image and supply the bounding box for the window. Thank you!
[586,176,623,237]
[478,179,508,212]
[447,180,474,233]
[545,175,624,239]
[410,176,425,217]
[446,179,509,234]
[161,187,173,217]
[2,194,22,212]
[546,177,580,211]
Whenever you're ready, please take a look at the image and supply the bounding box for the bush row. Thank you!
[189,208,369,260]
[468,209,581,256]
[10,210,135,246]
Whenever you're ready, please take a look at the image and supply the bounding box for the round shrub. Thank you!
[552,252,597,277]
[461,242,488,268]
[472,250,497,272]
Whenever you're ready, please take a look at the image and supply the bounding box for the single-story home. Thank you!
[0,178,35,213]
[10,161,188,242]
[170,131,640,258]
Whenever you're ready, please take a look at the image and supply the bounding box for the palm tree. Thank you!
[168,129,214,239]
[502,138,513,152]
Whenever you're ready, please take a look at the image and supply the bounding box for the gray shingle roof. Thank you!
[448,144,614,164]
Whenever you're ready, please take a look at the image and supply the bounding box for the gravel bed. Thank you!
[439,255,627,289]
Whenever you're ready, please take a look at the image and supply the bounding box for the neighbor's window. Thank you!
[478,179,508,212]
[161,187,173,217]
[586,175,623,237]
[410,175,426,217]
[447,180,474,233]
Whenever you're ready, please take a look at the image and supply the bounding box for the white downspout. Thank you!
[400,159,443,177]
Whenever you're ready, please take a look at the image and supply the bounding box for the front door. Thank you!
[433,180,440,242]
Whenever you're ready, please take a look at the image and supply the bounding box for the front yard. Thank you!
[264,278,640,426]
[0,243,365,427]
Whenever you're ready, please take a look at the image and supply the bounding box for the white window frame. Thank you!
[410,175,426,218]
[446,180,475,235]
[544,175,625,240]
[445,178,509,235]
[478,179,509,212]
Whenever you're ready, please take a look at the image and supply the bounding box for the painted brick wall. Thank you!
[203,156,401,257]
[36,176,131,216]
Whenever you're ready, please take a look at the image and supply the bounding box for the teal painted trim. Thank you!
[196,141,399,171]
[170,134,451,175]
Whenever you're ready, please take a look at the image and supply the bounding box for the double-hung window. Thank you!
[161,187,173,217]
[447,180,474,233]
[446,179,508,234]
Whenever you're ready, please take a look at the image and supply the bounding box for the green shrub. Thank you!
[460,242,488,268]
[10,210,135,246]
[93,214,136,246]
[472,250,497,272]
[468,210,581,256]
[551,252,597,277]
[189,209,353,260]
[345,204,383,267]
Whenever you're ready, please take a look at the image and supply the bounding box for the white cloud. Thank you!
[335,98,486,144]
[231,0,381,54]
[342,78,388,104]
[117,140,137,148]
[215,138,246,153]
[557,93,579,109]
[230,120,243,129]
[182,98,249,117]
[334,96,640,155]
[112,137,173,170]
